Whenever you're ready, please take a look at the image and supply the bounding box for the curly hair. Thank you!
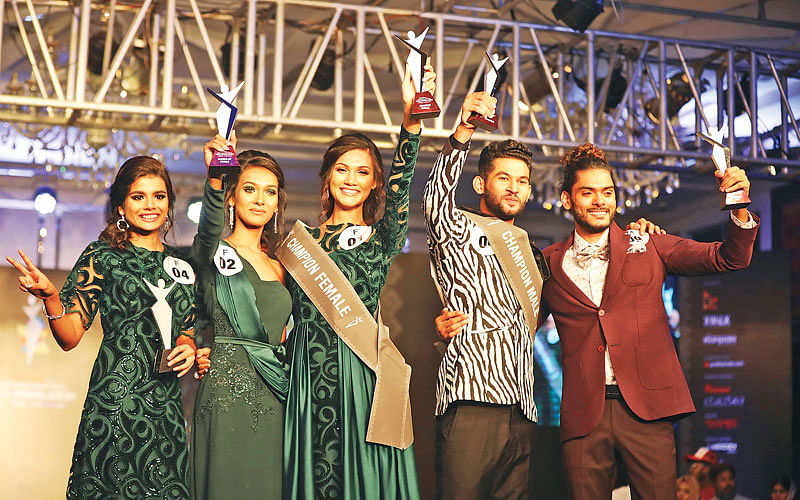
[477,139,533,179]
[99,156,175,249]
[559,142,616,194]
[224,150,288,258]
[318,133,385,225]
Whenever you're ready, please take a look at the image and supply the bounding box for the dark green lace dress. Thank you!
[59,240,196,500]
[190,181,292,500]
[283,128,421,500]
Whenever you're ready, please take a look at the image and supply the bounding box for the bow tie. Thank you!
[574,246,609,269]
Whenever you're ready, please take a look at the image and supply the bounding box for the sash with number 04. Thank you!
[276,221,413,450]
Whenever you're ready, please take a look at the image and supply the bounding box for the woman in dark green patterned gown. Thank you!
[190,137,292,499]
[7,156,197,499]
[281,63,435,500]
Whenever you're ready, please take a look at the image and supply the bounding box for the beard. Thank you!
[483,190,525,221]
[570,206,615,234]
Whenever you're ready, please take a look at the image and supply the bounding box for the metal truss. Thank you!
[0,0,799,180]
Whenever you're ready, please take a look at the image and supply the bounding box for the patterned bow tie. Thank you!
[574,246,609,269]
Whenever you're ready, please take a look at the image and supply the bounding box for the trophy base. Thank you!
[720,189,751,211]
[410,91,441,120]
[209,146,241,179]
[467,111,498,131]
[154,347,175,374]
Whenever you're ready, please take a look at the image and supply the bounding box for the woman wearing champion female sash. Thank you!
[189,134,291,500]
[278,63,435,500]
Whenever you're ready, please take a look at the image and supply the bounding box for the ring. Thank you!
[193,372,200,380]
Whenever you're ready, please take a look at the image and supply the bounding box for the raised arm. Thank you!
[189,133,237,267]
[422,92,496,242]
[653,166,758,275]
[377,62,434,257]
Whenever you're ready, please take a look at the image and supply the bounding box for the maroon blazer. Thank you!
[541,216,758,442]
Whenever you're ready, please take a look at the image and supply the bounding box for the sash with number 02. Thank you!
[276,221,413,450]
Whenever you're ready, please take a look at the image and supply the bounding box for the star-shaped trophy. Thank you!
[206,81,245,178]
[697,128,751,210]
[467,52,509,131]
[394,27,440,120]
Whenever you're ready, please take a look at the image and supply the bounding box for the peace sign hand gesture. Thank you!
[7,249,58,299]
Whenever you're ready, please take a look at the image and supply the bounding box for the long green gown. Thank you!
[283,128,421,500]
[60,240,196,500]
[190,180,292,500]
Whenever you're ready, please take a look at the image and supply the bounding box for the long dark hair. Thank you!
[99,156,176,249]
[224,150,287,257]
[318,133,385,225]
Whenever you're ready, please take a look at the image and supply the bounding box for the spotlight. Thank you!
[311,48,336,91]
[574,65,628,112]
[552,0,604,33]
[87,32,119,76]
[33,186,57,216]
[722,73,750,119]
[644,71,707,122]
[186,197,202,224]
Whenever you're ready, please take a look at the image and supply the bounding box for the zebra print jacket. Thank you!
[423,135,546,421]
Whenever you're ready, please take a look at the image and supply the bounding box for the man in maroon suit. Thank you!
[436,142,758,499]
[541,143,757,499]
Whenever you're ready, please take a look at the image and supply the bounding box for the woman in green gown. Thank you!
[281,63,435,500]
[190,137,292,499]
[7,156,197,499]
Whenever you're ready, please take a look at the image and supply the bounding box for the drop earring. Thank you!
[116,214,129,232]
[228,204,234,229]
[273,214,278,233]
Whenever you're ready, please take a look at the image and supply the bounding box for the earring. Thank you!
[116,214,129,232]
[273,214,278,233]
[228,204,234,229]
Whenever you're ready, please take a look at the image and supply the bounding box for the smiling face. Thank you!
[327,148,377,216]
[230,166,279,229]
[561,168,616,236]
[474,157,531,221]
[118,175,170,234]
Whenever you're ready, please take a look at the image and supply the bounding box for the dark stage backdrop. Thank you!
[679,251,792,497]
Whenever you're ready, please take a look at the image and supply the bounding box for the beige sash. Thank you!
[462,210,544,343]
[276,221,413,450]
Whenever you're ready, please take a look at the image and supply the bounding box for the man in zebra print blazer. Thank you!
[423,91,549,500]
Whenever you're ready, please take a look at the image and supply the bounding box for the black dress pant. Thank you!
[436,402,535,500]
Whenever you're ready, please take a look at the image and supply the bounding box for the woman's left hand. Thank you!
[168,343,195,378]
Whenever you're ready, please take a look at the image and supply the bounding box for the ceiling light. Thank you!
[33,186,57,216]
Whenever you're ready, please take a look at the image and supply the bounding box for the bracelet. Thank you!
[42,301,66,321]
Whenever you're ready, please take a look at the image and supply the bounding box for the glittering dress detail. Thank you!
[284,128,421,500]
[60,240,195,500]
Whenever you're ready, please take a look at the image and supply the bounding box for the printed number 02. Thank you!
[218,257,236,270]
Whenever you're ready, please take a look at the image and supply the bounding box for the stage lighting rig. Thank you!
[552,0,604,33]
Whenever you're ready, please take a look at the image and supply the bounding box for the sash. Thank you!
[276,221,413,450]
[214,242,289,402]
[462,210,544,343]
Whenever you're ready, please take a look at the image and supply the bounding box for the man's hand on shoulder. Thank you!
[625,217,667,235]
